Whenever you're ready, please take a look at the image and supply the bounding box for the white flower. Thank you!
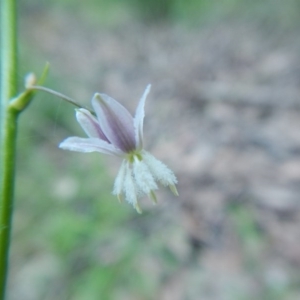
[59,85,178,213]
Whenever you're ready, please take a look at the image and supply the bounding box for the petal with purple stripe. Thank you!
[92,93,136,153]
[76,109,109,142]
[59,137,123,156]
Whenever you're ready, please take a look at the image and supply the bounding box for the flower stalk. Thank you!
[27,84,90,111]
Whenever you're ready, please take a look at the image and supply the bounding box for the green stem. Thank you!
[0,0,18,298]
[29,85,90,110]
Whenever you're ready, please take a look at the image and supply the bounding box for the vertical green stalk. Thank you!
[0,0,18,298]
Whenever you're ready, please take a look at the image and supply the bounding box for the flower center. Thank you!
[126,150,143,164]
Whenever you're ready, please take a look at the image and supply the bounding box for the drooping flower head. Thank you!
[59,85,178,213]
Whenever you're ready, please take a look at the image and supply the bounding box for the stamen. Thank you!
[134,202,142,214]
[169,184,179,196]
[117,194,123,203]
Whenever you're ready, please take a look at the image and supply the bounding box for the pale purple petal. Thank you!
[134,84,151,149]
[76,109,109,142]
[59,137,123,156]
[92,93,136,153]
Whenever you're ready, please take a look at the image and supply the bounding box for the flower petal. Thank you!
[134,84,151,149]
[92,93,136,153]
[76,109,109,142]
[59,137,122,156]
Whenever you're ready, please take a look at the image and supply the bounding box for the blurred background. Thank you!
[8,0,300,299]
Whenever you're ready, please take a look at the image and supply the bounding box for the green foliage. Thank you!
[20,0,300,27]
[228,200,265,268]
